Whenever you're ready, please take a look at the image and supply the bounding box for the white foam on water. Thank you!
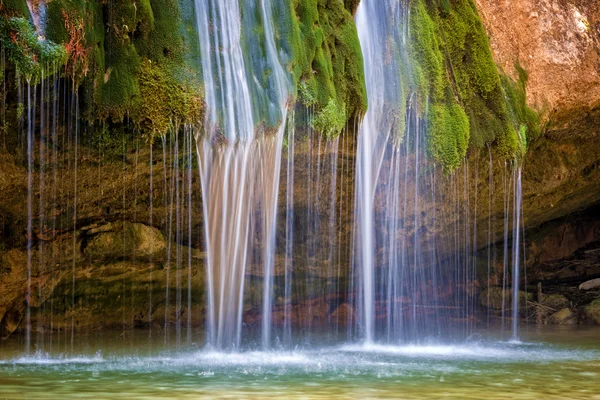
[337,342,600,363]
[340,343,512,358]
[162,350,315,367]
[2,342,599,368]
[2,351,104,365]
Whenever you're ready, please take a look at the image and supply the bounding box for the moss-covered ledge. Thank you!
[1,0,203,139]
[281,0,368,138]
[409,0,539,171]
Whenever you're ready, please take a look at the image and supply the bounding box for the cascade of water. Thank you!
[354,0,406,343]
[49,74,59,351]
[25,80,33,354]
[164,132,174,344]
[186,128,194,346]
[487,149,493,327]
[501,162,510,334]
[354,0,526,343]
[26,0,47,35]
[283,114,295,348]
[194,0,290,349]
[512,166,523,340]
[148,142,154,341]
[174,130,182,346]
[71,91,79,351]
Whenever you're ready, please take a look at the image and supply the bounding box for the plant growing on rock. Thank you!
[0,15,67,82]
[312,98,346,139]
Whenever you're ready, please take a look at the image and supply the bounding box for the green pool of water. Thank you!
[1,327,599,399]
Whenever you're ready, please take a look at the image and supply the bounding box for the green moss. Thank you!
[1,0,30,18]
[0,16,67,82]
[283,0,367,135]
[501,64,540,141]
[409,0,445,105]
[135,59,202,137]
[134,0,184,65]
[312,98,346,139]
[586,299,600,325]
[45,1,70,43]
[428,102,470,170]
[298,79,317,106]
[405,0,539,168]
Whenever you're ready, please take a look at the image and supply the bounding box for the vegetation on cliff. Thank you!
[1,0,537,158]
[0,7,67,82]
[280,0,367,137]
[409,0,539,170]
[1,0,203,139]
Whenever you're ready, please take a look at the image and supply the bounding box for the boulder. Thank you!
[585,299,600,325]
[542,294,569,310]
[480,288,533,310]
[579,278,600,291]
[85,222,166,261]
[547,308,574,325]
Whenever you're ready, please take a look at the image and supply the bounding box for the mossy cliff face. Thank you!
[1,0,532,163]
[1,0,204,138]
[283,0,368,136]
[408,0,536,170]
[0,221,206,338]
[472,0,600,263]
[1,0,367,138]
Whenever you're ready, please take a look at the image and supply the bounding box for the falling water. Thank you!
[354,0,526,343]
[1,0,530,354]
[25,80,33,355]
[282,115,295,348]
[354,0,408,343]
[193,0,290,349]
[25,0,47,35]
[512,166,523,340]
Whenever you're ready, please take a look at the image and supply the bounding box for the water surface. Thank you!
[1,327,599,399]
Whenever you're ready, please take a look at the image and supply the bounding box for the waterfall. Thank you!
[354,0,526,343]
[511,166,523,340]
[193,0,290,349]
[354,0,411,343]
[26,0,47,36]
[0,0,532,353]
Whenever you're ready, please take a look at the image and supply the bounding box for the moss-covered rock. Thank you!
[547,308,574,325]
[542,293,569,310]
[0,15,67,82]
[312,98,346,138]
[480,287,533,311]
[585,299,600,325]
[85,222,166,262]
[407,0,539,169]
[135,59,203,136]
[284,0,367,137]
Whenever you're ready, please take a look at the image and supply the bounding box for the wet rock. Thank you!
[329,303,353,323]
[579,278,600,291]
[585,299,600,325]
[541,294,569,310]
[480,288,533,310]
[547,308,574,325]
[84,222,114,236]
[85,222,166,261]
